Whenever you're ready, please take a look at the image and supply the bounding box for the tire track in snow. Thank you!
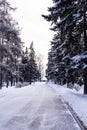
[0,83,82,130]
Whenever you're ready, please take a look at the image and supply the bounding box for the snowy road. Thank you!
[0,82,81,130]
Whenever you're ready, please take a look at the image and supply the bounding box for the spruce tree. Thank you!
[20,42,40,84]
[28,42,38,84]
[42,0,87,94]
[36,54,44,81]
[20,48,30,82]
[0,0,22,88]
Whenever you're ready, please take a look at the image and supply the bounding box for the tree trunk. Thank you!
[84,69,87,94]
[0,71,3,89]
[6,80,9,88]
[10,76,13,86]
[83,9,87,94]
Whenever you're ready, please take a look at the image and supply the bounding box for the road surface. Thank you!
[0,82,81,130]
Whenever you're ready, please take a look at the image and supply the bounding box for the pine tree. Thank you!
[28,42,39,84]
[36,54,44,81]
[75,0,87,94]
[42,0,87,93]
[20,42,40,84]
[0,0,23,88]
[20,48,30,82]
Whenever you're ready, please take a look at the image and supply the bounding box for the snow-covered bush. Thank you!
[22,82,30,86]
[74,84,82,91]
[15,82,22,88]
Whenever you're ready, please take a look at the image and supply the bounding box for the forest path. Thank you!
[0,82,81,130]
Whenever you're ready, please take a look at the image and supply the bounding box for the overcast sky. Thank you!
[9,0,53,60]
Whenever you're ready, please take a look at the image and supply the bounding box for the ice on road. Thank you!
[0,82,81,130]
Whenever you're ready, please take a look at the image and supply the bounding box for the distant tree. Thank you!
[36,54,44,81]
[20,42,40,84]
[20,48,30,82]
[28,42,39,84]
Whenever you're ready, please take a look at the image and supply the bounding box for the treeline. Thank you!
[20,42,42,84]
[42,0,87,94]
[0,0,42,89]
[0,0,22,89]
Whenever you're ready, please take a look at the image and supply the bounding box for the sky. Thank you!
[9,0,53,67]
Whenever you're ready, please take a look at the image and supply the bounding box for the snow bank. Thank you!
[48,82,87,128]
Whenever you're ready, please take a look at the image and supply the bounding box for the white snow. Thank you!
[48,82,87,128]
[72,53,87,63]
[0,82,82,130]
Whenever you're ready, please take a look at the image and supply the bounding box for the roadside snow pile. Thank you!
[48,82,87,128]
[15,82,30,88]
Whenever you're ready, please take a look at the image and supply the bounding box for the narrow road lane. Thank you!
[0,83,81,130]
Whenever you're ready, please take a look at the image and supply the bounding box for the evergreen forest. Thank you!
[0,0,42,89]
[42,0,87,94]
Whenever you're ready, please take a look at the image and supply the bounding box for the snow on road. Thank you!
[0,82,81,130]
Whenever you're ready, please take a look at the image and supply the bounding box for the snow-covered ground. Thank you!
[0,82,81,130]
[48,82,87,128]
